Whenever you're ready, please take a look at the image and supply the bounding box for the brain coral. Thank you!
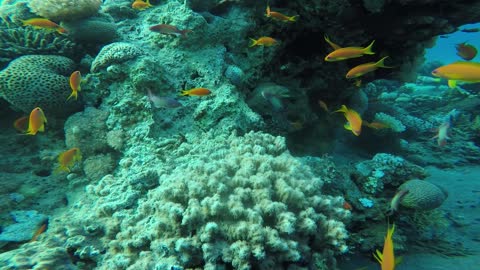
[398,179,448,210]
[82,131,350,269]
[28,0,102,22]
[0,55,82,114]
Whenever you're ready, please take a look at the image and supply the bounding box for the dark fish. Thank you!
[456,42,477,61]
[149,24,192,38]
[461,28,480,33]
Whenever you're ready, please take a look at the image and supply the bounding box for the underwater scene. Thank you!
[1,0,480,269]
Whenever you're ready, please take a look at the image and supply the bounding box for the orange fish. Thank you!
[335,105,362,136]
[55,148,82,173]
[373,223,402,270]
[13,116,29,133]
[26,107,47,135]
[346,56,392,79]
[30,222,47,242]
[456,42,477,61]
[149,24,192,38]
[364,121,389,130]
[22,18,67,34]
[324,35,341,50]
[343,201,353,210]
[431,61,480,88]
[318,100,329,112]
[324,40,375,62]
[265,5,298,22]
[68,71,81,101]
[249,37,278,47]
[180,88,211,96]
[132,0,153,10]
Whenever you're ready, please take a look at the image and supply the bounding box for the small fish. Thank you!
[68,71,81,101]
[324,35,341,50]
[22,18,67,34]
[364,121,390,130]
[431,61,480,88]
[13,116,29,133]
[318,100,329,112]
[180,88,211,96]
[386,189,409,216]
[147,89,182,108]
[55,148,82,173]
[26,107,47,135]
[30,222,48,242]
[346,56,392,79]
[149,24,192,38]
[456,42,477,61]
[249,37,278,47]
[132,0,153,10]
[432,121,451,147]
[416,75,442,84]
[265,5,298,22]
[343,201,353,210]
[461,28,480,33]
[373,223,402,270]
[335,105,362,136]
[324,40,375,62]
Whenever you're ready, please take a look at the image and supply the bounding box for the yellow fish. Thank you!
[26,107,47,135]
[373,223,402,270]
[346,56,392,79]
[324,40,375,62]
[431,61,480,88]
[249,37,278,47]
[55,148,82,173]
[68,71,81,101]
[132,0,153,10]
[335,105,362,136]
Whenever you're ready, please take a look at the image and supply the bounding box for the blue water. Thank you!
[425,23,480,64]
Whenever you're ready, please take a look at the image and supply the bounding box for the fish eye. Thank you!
[432,70,437,74]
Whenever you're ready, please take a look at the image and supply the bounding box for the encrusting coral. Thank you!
[28,0,102,22]
[0,55,82,114]
[68,131,350,270]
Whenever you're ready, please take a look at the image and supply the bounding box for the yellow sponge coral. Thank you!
[28,0,102,22]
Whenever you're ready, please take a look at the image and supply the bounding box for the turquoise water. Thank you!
[0,1,479,270]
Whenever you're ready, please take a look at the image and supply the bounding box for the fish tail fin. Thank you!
[373,249,383,264]
[334,105,348,113]
[180,29,192,38]
[266,5,271,16]
[375,56,393,68]
[249,38,258,47]
[180,90,189,96]
[289,15,299,22]
[363,40,375,55]
[66,91,77,101]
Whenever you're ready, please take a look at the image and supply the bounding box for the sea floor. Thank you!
[338,165,480,270]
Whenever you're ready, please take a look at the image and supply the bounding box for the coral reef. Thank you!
[28,0,102,22]
[354,153,427,194]
[0,55,82,114]
[90,42,145,73]
[374,112,406,133]
[62,131,351,269]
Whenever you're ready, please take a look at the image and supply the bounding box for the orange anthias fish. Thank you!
[456,42,477,61]
[324,40,375,62]
[149,24,192,38]
[55,148,82,173]
[265,5,298,22]
[249,37,278,47]
[373,223,401,270]
[346,56,392,79]
[335,105,362,136]
[30,222,47,242]
[324,35,341,50]
[132,0,153,10]
[364,121,390,130]
[180,88,211,96]
[13,116,29,133]
[68,71,81,101]
[26,107,47,135]
[22,18,67,34]
[431,61,480,88]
